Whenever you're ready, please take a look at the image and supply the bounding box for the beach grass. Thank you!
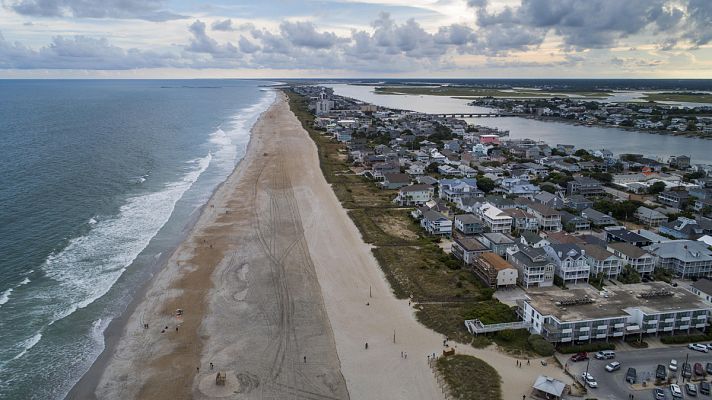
[436,355,503,400]
[285,88,536,356]
[643,92,712,104]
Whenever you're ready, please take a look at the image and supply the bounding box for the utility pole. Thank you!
[684,353,690,383]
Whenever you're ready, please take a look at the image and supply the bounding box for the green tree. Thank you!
[425,162,439,174]
[647,181,667,194]
[618,264,641,284]
[477,177,496,193]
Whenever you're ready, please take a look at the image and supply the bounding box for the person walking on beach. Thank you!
[365,342,368,350]
[304,356,306,363]
[210,362,214,370]
[404,352,407,359]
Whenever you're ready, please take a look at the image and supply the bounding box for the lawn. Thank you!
[436,355,503,400]
[374,86,612,99]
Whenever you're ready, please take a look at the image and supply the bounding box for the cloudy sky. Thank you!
[1,0,711,78]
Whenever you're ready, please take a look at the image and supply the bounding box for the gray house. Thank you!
[582,208,617,227]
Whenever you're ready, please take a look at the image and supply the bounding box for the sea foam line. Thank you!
[0,276,31,308]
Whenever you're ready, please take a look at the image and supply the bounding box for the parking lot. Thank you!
[565,345,712,399]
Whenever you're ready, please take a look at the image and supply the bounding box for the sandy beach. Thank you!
[71,91,571,400]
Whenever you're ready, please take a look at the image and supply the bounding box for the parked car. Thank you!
[656,364,667,380]
[683,363,693,378]
[687,383,698,396]
[707,362,712,375]
[626,367,637,384]
[570,352,588,362]
[654,387,667,400]
[581,372,597,388]
[605,361,621,372]
[701,381,711,395]
[706,343,712,350]
[671,383,683,399]
[694,362,705,376]
[670,359,678,371]
[688,343,709,352]
[595,350,615,360]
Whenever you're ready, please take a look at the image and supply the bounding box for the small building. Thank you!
[567,176,604,196]
[582,208,617,227]
[451,235,489,265]
[380,173,410,190]
[478,232,516,256]
[635,206,667,227]
[582,244,622,280]
[607,242,656,277]
[689,278,712,304]
[544,244,590,284]
[453,214,484,236]
[657,191,690,209]
[420,210,452,236]
[394,184,434,206]
[532,376,566,400]
[509,246,555,288]
[605,228,652,247]
[473,252,518,289]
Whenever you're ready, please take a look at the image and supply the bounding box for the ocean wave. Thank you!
[41,153,212,327]
[11,333,42,361]
[208,89,276,173]
[0,277,31,308]
[0,288,12,306]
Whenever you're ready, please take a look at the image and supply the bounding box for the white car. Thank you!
[670,359,678,371]
[671,383,683,398]
[605,361,621,372]
[581,372,598,388]
[689,343,709,352]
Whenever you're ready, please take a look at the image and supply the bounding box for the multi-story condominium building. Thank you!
[607,242,656,277]
[544,244,590,284]
[473,252,518,289]
[566,176,604,196]
[393,184,434,206]
[647,240,712,279]
[477,203,513,233]
[582,244,622,280]
[527,203,562,232]
[508,246,555,288]
[521,283,711,343]
[635,206,668,227]
[453,214,485,236]
[451,235,489,265]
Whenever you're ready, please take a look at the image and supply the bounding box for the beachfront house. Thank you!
[394,184,434,206]
[420,210,452,236]
[508,246,555,288]
[635,206,667,227]
[582,244,622,280]
[526,203,563,232]
[453,214,485,236]
[544,244,590,284]
[451,235,489,265]
[473,252,518,289]
[477,203,513,233]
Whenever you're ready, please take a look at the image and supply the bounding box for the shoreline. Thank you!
[66,92,277,399]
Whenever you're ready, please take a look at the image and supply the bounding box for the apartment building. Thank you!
[521,283,711,343]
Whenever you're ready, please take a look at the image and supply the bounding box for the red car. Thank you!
[570,352,589,362]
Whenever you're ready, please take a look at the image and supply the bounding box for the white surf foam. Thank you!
[12,333,42,361]
[41,154,212,327]
[0,288,12,306]
[88,217,97,225]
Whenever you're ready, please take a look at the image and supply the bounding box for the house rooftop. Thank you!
[454,213,480,224]
[691,278,712,295]
[479,252,513,270]
[607,241,650,258]
[525,282,710,321]
[581,244,615,261]
[481,232,516,244]
[454,235,488,252]
[400,184,432,192]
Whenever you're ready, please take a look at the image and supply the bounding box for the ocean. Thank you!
[0,79,275,399]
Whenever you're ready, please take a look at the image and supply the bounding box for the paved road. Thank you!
[567,345,712,399]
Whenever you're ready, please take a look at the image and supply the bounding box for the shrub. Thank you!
[558,342,615,354]
[528,335,555,356]
[660,333,712,345]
